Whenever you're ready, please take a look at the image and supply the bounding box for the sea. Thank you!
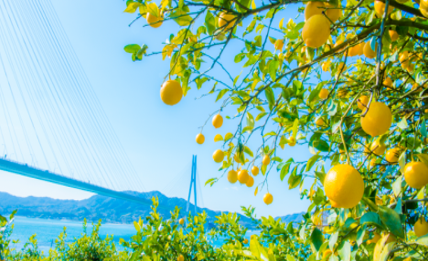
[7,216,254,254]
[8,216,141,254]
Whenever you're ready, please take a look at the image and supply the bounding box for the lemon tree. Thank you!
[123,0,428,259]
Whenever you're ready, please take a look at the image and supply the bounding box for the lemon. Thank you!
[399,51,409,69]
[389,30,399,41]
[374,0,394,17]
[323,249,332,259]
[262,155,270,165]
[289,136,296,146]
[319,88,329,100]
[367,232,381,244]
[213,150,224,163]
[383,77,393,89]
[274,39,284,50]
[218,12,236,30]
[316,118,325,127]
[415,217,428,237]
[385,148,400,163]
[363,41,376,59]
[146,12,163,28]
[238,169,249,184]
[324,164,364,208]
[160,80,183,105]
[357,95,369,111]
[243,238,248,244]
[370,141,386,156]
[179,218,184,225]
[361,102,392,137]
[325,2,342,22]
[177,254,185,261]
[212,114,223,128]
[403,162,428,189]
[251,166,259,176]
[195,133,205,144]
[227,170,238,183]
[246,175,254,187]
[304,1,325,20]
[263,193,273,205]
[302,15,331,48]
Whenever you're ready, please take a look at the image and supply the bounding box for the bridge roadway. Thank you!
[0,158,154,207]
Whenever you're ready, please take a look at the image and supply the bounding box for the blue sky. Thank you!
[0,0,314,218]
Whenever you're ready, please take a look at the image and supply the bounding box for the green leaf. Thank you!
[306,154,321,172]
[256,112,268,121]
[205,12,215,35]
[292,119,299,138]
[329,232,338,250]
[0,215,6,223]
[244,146,253,157]
[280,162,292,181]
[234,53,246,63]
[360,212,384,228]
[265,87,275,110]
[397,117,408,130]
[417,234,428,246]
[337,241,351,261]
[216,89,229,102]
[310,228,324,252]
[124,44,141,53]
[378,206,404,238]
[392,176,402,197]
[398,151,406,174]
[417,154,428,166]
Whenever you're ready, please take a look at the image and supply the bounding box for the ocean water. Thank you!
[8,217,136,254]
[7,217,256,254]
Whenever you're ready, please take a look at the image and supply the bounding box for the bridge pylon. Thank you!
[186,155,198,214]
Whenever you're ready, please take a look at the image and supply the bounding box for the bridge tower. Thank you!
[186,155,198,214]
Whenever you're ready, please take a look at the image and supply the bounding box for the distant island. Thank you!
[0,191,303,227]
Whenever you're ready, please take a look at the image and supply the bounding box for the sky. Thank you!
[0,0,314,218]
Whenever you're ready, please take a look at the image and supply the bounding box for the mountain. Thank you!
[0,191,303,227]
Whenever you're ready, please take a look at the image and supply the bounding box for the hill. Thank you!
[0,191,303,227]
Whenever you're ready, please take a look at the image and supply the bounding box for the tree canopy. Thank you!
[122,0,428,259]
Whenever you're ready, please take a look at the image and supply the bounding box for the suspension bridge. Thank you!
[0,0,202,212]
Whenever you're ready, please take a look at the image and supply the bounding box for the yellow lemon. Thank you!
[304,1,325,20]
[357,95,369,111]
[218,12,236,29]
[363,41,376,59]
[324,164,364,208]
[274,39,284,50]
[325,2,342,22]
[262,155,270,165]
[263,193,273,205]
[195,133,205,144]
[316,118,325,127]
[238,169,249,184]
[251,166,259,176]
[383,77,393,89]
[289,136,296,146]
[370,141,386,156]
[177,254,185,261]
[243,238,248,244]
[179,218,184,225]
[213,150,224,163]
[323,249,332,259]
[361,102,392,137]
[227,170,238,184]
[302,15,331,48]
[246,175,254,187]
[415,217,428,237]
[399,51,409,69]
[146,12,163,28]
[160,80,183,105]
[212,114,223,128]
[389,30,399,41]
[374,0,394,17]
[319,88,329,100]
[385,148,400,163]
[404,162,428,189]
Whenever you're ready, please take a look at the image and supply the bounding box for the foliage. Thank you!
[122,0,428,259]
